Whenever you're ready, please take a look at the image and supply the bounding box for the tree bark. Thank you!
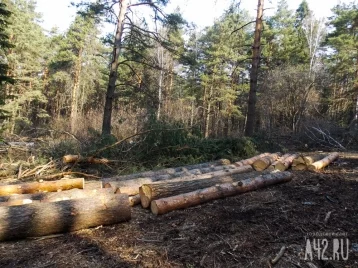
[104,165,253,196]
[308,152,339,170]
[0,193,130,241]
[244,0,264,136]
[0,188,115,206]
[252,153,281,171]
[0,178,84,196]
[140,171,262,208]
[235,152,270,166]
[102,0,129,136]
[151,171,293,215]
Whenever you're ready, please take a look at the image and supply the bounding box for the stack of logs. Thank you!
[0,152,339,241]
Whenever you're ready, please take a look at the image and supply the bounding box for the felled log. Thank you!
[106,159,230,182]
[104,165,253,196]
[0,193,131,241]
[292,156,305,166]
[0,188,115,206]
[129,195,141,206]
[235,153,270,166]
[291,164,307,171]
[303,154,325,165]
[252,153,281,171]
[275,153,299,171]
[0,178,84,196]
[268,154,291,171]
[151,171,293,215]
[308,152,339,170]
[63,155,110,164]
[140,171,262,208]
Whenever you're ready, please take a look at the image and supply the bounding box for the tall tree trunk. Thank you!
[244,0,264,136]
[205,85,213,138]
[157,46,164,120]
[70,47,83,133]
[102,0,129,136]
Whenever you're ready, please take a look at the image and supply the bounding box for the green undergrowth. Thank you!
[42,119,262,176]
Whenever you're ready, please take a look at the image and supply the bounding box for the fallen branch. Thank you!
[271,246,286,265]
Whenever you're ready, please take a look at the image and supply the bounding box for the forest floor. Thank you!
[0,152,357,268]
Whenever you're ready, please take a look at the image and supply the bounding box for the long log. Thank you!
[140,171,262,208]
[308,152,339,170]
[275,153,299,171]
[106,159,230,182]
[0,193,131,241]
[0,188,115,206]
[63,155,111,164]
[234,153,270,166]
[252,153,281,171]
[104,165,253,196]
[303,154,325,165]
[151,171,293,215]
[0,178,84,196]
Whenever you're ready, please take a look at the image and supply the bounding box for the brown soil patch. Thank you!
[0,153,357,268]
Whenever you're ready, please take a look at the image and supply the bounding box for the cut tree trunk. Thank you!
[275,154,299,171]
[252,153,281,171]
[0,188,115,206]
[0,193,131,241]
[140,171,262,208]
[308,152,339,170]
[235,153,270,166]
[0,178,84,196]
[268,154,291,171]
[292,156,305,166]
[292,164,307,171]
[104,165,253,196]
[303,154,325,165]
[129,195,141,206]
[151,171,293,215]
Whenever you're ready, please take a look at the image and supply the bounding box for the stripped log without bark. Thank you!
[63,155,111,164]
[308,152,339,170]
[151,171,293,215]
[104,165,253,196]
[235,153,270,166]
[0,193,131,241]
[275,153,299,171]
[303,154,325,165]
[0,178,84,196]
[252,153,281,171]
[292,156,305,166]
[140,171,262,208]
[0,188,115,206]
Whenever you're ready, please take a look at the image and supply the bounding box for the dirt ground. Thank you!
[0,153,357,268]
